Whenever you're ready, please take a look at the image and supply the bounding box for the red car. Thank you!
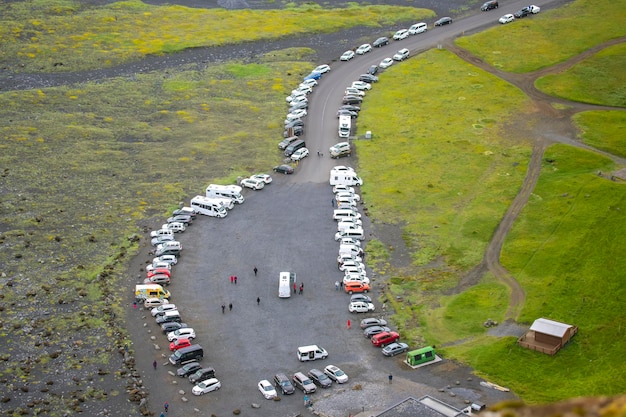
[169,338,191,351]
[147,268,171,278]
[371,332,400,347]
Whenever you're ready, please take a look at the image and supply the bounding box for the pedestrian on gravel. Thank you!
[221,304,225,314]
[293,283,297,294]
[133,301,137,309]
[299,283,304,295]
[253,266,258,276]
[388,374,393,384]
[340,281,343,290]
[153,360,157,370]
[230,275,234,284]
[257,297,260,305]
[234,276,237,285]
[347,319,351,329]
[164,401,169,412]
[335,281,339,290]
[331,198,335,208]
[229,303,233,311]
[160,413,165,417]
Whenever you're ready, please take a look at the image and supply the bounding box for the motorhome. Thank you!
[338,115,351,138]
[278,272,292,298]
[329,169,363,186]
[205,184,245,204]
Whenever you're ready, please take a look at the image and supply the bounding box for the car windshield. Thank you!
[279,380,289,387]
[263,385,273,391]
[335,370,345,376]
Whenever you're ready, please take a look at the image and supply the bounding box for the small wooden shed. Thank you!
[517,318,578,355]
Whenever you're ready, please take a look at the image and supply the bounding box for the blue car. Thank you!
[304,72,322,81]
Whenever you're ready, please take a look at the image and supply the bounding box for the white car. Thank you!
[351,81,371,90]
[349,301,375,313]
[344,273,370,285]
[167,327,196,342]
[355,44,372,55]
[393,29,409,40]
[151,234,175,246]
[393,48,410,61]
[151,304,177,317]
[499,13,514,23]
[146,262,172,273]
[143,297,169,308]
[250,173,272,184]
[333,165,355,172]
[192,378,221,395]
[339,237,362,247]
[338,253,362,264]
[152,255,178,265]
[344,87,365,97]
[288,108,307,119]
[379,58,394,69]
[258,379,277,399]
[286,92,307,103]
[291,147,310,161]
[340,50,355,61]
[300,78,318,88]
[324,365,349,384]
[313,64,331,74]
[336,191,360,202]
[333,185,355,194]
[161,222,186,233]
[241,177,265,190]
[339,259,365,271]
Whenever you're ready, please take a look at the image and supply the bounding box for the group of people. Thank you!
[294,282,304,294]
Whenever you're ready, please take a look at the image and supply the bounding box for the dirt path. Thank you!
[445,37,626,323]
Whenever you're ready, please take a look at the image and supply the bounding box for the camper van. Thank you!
[190,195,228,218]
[205,184,245,204]
[329,169,363,186]
[278,271,293,298]
[338,115,351,138]
[135,284,171,301]
[297,345,328,362]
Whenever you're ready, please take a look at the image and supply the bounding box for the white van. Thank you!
[333,209,361,221]
[335,227,365,241]
[339,243,363,258]
[409,22,428,35]
[329,170,363,186]
[278,272,292,298]
[338,115,351,139]
[297,345,328,362]
[205,184,245,204]
[337,220,363,232]
[190,196,228,218]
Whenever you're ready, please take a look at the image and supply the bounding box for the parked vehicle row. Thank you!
[258,364,349,401]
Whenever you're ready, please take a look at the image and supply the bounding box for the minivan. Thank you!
[297,345,328,362]
[409,22,428,35]
[480,0,498,11]
[333,209,361,222]
[279,136,299,150]
[337,220,363,232]
[292,372,317,393]
[170,344,203,365]
[284,139,306,157]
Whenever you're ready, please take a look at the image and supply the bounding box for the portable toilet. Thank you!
[406,346,436,366]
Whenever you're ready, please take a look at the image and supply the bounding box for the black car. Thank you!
[189,367,216,384]
[434,17,453,26]
[176,362,202,377]
[337,110,358,119]
[342,95,363,105]
[274,373,295,394]
[514,6,538,17]
[372,37,389,47]
[308,368,333,388]
[273,164,294,174]
[480,0,498,11]
[161,322,188,334]
[340,105,361,113]
[283,125,303,137]
[359,74,379,83]
[284,119,304,129]
[278,136,299,150]
[368,65,379,75]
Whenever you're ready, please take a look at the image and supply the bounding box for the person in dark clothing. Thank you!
[253,266,258,276]
[221,304,225,314]
[257,297,260,305]
[229,303,233,311]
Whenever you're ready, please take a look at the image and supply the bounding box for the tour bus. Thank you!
[205,184,245,204]
[190,195,228,218]
[278,272,292,298]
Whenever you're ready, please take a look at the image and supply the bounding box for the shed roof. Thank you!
[529,318,574,337]
[375,396,465,417]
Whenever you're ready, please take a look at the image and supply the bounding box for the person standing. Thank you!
[293,283,297,294]
[299,283,304,295]
[347,319,351,329]
[335,281,339,291]
[253,266,258,276]
[234,276,237,285]
[388,374,393,384]
[153,360,157,370]
[229,303,233,311]
[230,275,234,284]
[164,401,169,412]
[256,297,260,305]
[339,281,343,290]
[221,304,225,314]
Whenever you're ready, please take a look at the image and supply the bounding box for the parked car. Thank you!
[153,255,178,265]
[146,262,171,273]
[150,228,173,238]
[151,234,175,246]
[393,29,409,40]
[308,368,333,388]
[351,293,372,303]
[344,87,365,97]
[146,268,171,278]
[337,109,358,119]
[192,378,221,395]
[340,104,360,113]
[324,365,349,383]
[409,22,428,35]
[363,325,392,338]
[379,58,393,69]
[151,304,177,317]
[287,108,307,120]
[176,362,202,377]
[292,372,316,393]
[372,37,389,47]
[169,338,192,351]
[258,379,277,399]
[189,367,216,384]
[143,275,170,286]
[360,318,388,329]
[144,297,169,308]
[481,0,499,10]
[368,65,379,75]
[359,74,379,83]
[355,44,372,54]
[351,81,371,90]
[167,327,196,342]
[289,101,308,112]
[499,14,514,24]
[434,17,453,26]
[241,177,265,190]
[382,342,410,357]
[340,50,355,61]
[162,222,186,233]
[172,207,197,218]
[349,301,375,313]
[303,71,322,81]
[161,322,188,334]
[371,331,400,347]
[344,282,370,295]
[283,125,304,137]
[274,373,295,395]
[342,96,363,105]
[167,215,192,225]
[393,48,410,61]
[273,164,295,174]
[279,136,300,150]
[250,173,272,184]
[313,64,331,74]
[301,78,317,88]
[291,147,310,161]
[514,4,540,17]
